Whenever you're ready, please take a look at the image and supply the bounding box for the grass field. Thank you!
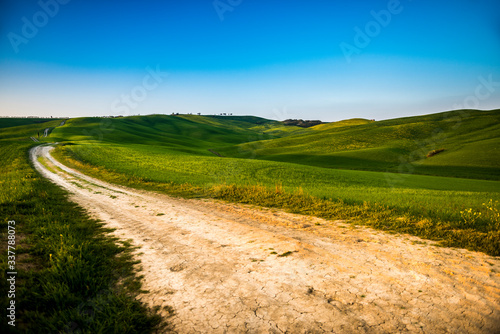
[46,110,500,256]
[0,118,63,129]
[0,123,168,333]
[1,110,499,331]
[221,109,500,180]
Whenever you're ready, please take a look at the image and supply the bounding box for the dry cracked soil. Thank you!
[31,145,500,333]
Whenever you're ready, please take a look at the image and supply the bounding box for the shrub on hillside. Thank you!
[426,148,445,158]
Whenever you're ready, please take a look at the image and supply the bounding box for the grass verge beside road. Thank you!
[0,141,169,333]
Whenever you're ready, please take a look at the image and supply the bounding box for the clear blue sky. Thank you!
[1,0,499,121]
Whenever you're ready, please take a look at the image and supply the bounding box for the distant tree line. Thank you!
[0,116,68,119]
[282,119,324,128]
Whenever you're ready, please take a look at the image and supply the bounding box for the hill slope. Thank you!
[49,114,284,155]
[219,109,500,180]
[0,117,63,129]
[14,109,499,255]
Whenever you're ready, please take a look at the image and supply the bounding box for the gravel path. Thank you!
[31,145,500,333]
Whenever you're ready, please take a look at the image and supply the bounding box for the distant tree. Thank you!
[283,119,324,128]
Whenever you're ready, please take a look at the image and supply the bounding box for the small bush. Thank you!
[426,148,445,158]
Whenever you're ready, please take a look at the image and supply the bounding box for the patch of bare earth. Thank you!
[31,145,500,333]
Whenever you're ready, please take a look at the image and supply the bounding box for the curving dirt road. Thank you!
[31,144,500,333]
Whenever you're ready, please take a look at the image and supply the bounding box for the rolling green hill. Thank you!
[0,117,63,129]
[1,109,498,332]
[42,109,500,255]
[0,118,65,142]
[220,109,500,180]
[48,110,500,181]
[2,109,496,254]
[49,114,282,154]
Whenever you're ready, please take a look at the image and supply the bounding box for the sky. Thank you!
[0,0,499,121]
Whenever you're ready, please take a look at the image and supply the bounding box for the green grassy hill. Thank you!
[0,117,63,129]
[1,109,498,332]
[221,109,500,180]
[49,110,500,181]
[4,104,497,333]
[49,114,283,155]
[0,119,64,141]
[44,109,500,255]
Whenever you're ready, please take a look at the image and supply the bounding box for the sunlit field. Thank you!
[47,110,500,256]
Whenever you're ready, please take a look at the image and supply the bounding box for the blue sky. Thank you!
[1,0,499,121]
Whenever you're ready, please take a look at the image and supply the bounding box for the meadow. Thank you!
[0,118,63,130]
[222,109,500,180]
[1,110,499,332]
[48,111,500,256]
[0,121,167,333]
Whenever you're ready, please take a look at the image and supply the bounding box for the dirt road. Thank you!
[31,145,500,333]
